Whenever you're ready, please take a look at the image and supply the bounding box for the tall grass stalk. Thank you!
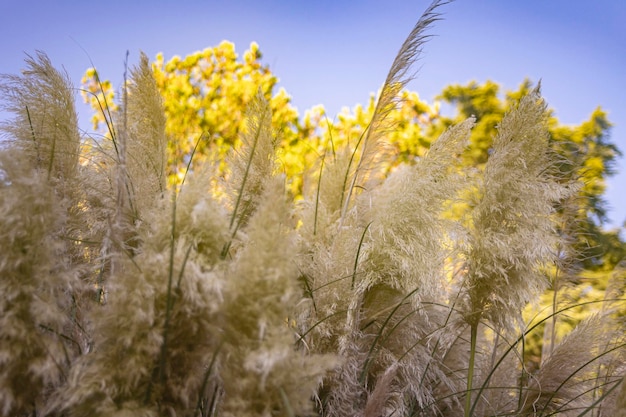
[341,0,449,220]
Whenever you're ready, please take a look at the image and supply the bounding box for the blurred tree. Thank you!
[82,41,300,183]
[83,43,623,269]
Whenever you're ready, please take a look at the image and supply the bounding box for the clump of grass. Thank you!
[0,149,76,416]
[520,313,623,416]
[0,54,80,415]
[218,92,338,417]
[52,187,226,416]
[0,1,624,416]
[50,53,226,416]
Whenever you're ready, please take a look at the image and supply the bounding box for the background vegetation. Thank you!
[1,1,624,416]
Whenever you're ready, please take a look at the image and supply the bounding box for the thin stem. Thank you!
[195,342,223,417]
[229,109,267,230]
[313,152,325,236]
[25,105,41,163]
[351,222,371,289]
[469,299,626,417]
[360,286,420,383]
[464,322,478,417]
[549,261,561,357]
[146,191,178,404]
[160,191,178,379]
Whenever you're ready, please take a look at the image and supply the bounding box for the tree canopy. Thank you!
[82,41,623,270]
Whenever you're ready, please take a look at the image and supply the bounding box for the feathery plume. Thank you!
[221,175,337,417]
[341,0,451,217]
[0,51,80,182]
[54,186,225,416]
[521,313,623,416]
[225,90,278,233]
[0,52,81,416]
[123,52,168,218]
[458,85,578,417]
[360,117,473,302]
[0,150,74,416]
[461,85,577,331]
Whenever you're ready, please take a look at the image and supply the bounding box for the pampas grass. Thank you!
[0,51,80,182]
[0,150,75,415]
[520,313,623,416]
[0,1,624,416]
[0,53,81,415]
[458,85,579,416]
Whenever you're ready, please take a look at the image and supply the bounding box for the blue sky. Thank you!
[1,0,624,229]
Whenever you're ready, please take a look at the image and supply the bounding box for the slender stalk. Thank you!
[360,287,421,383]
[313,153,325,236]
[313,117,336,236]
[547,261,561,358]
[564,377,623,417]
[228,109,267,230]
[339,126,369,221]
[25,105,40,162]
[468,299,626,417]
[464,322,478,417]
[540,341,626,413]
[195,342,223,417]
[146,191,178,404]
[159,191,178,382]
[351,222,371,289]
[517,329,527,411]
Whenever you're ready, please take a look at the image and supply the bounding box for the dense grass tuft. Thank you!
[0,1,624,416]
